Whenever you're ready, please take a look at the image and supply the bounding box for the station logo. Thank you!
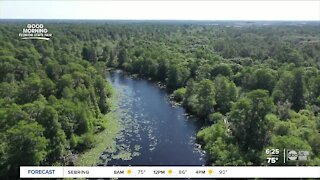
[19,24,52,40]
[287,150,310,161]
[287,150,298,161]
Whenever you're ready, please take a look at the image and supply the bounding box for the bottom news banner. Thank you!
[20,166,320,178]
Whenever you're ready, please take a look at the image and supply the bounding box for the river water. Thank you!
[101,70,206,166]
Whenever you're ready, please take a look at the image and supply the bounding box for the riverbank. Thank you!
[75,113,120,166]
[75,85,121,166]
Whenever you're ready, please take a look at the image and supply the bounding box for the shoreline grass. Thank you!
[75,112,120,166]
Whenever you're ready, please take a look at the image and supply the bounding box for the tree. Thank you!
[229,90,275,164]
[1,104,30,131]
[196,63,212,80]
[197,79,216,119]
[214,76,238,114]
[1,121,48,178]
[81,44,97,63]
[233,67,255,89]
[272,69,305,111]
[309,77,320,105]
[211,63,233,78]
[252,68,276,92]
[38,106,66,163]
[41,78,56,98]
[275,44,303,65]
[310,134,320,156]
[94,76,111,114]
[208,112,224,124]
[172,87,186,102]
[276,100,292,120]
[166,64,190,89]
[57,74,74,97]
[183,79,198,113]
[46,61,62,81]
[197,121,246,165]
[156,59,169,81]
[101,42,114,63]
[291,69,305,111]
[272,71,294,104]
[17,73,42,104]
[118,48,129,68]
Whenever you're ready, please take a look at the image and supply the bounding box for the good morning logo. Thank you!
[19,24,52,40]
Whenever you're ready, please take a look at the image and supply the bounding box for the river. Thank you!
[100,70,206,166]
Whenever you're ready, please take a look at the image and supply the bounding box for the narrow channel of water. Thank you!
[101,70,206,165]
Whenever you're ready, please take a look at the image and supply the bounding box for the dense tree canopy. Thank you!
[0,21,113,179]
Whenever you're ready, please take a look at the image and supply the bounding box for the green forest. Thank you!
[1,21,320,178]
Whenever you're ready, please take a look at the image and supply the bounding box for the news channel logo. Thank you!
[287,150,310,161]
[19,24,52,40]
